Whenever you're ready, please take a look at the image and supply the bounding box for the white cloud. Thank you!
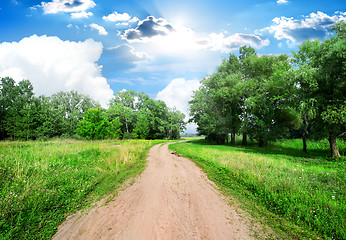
[156,78,201,133]
[123,16,269,57]
[262,11,346,44]
[129,17,139,23]
[116,22,129,27]
[122,16,175,42]
[71,11,93,18]
[100,45,149,73]
[277,0,288,4]
[103,11,131,22]
[0,35,113,107]
[198,33,270,52]
[110,45,148,62]
[41,0,96,14]
[89,23,108,35]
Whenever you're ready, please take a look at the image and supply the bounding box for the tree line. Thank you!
[0,78,186,141]
[189,22,345,158]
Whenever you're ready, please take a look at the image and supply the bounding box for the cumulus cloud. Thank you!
[129,17,140,23]
[89,23,108,35]
[262,11,346,44]
[116,22,129,27]
[71,11,93,18]
[40,0,96,14]
[276,0,288,4]
[0,35,113,107]
[198,33,270,52]
[103,11,131,22]
[122,15,268,55]
[99,45,149,74]
[108,45,148,62]
[156,78,201,133]
[122,16,175,42]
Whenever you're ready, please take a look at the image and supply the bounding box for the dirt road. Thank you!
[53,143,255,240]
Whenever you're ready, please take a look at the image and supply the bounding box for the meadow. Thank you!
[170,138,345,240]
[0,139,167,240]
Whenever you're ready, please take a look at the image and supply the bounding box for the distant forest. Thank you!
[189,22,345,158]
[0,78,186,141]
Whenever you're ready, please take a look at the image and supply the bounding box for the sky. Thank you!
[0,0,345,132]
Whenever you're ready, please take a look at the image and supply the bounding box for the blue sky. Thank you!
[0,0,345,131]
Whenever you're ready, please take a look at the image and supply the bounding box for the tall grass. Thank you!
[170,139,345,239]
[0,139,163,240]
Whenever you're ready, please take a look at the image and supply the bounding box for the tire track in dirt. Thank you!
[53,143,255,240]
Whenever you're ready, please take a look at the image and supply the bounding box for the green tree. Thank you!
[166,107,186,140]
[293,21,346,158]
[14,97,42,140]
[0,78,37,139]
[243,54,299,146]
[35,96,63,139]
[108,90,184,140]
[237,46,257,145]
[0,77,18,139]
[291,64,318,152]
[133,112,149,139]
[189,54,242,144]
[50,91,98,137]
[108,90,138,136]
[190,47,300,147]
[107,102,135,137]
[77,108,112,140]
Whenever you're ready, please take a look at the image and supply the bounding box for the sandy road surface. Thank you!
[53,143,254,240]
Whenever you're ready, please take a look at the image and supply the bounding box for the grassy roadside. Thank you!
[169,139,345,239]
[0,139,168,240]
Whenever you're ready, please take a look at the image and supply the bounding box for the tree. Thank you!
[291,64,318,152]
[189,54,243,144]
[108,90,137,135]
[108,90,185,140]
[242,54,300,147]
[77,108,113,140]
[133,112,149,139]
[0,78,38,139]
[166,107,186,140]
[14,97,42,140]
[190,46,300,147]
[238,46,257,146]
[293,21,346,158]
[50,91,98,137]
[0,77,18,139]
[107,102,135,137]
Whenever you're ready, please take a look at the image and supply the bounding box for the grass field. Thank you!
[169,138,345,240]
[0,139,168,240]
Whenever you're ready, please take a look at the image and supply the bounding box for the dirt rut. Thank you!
[53,143,254,240]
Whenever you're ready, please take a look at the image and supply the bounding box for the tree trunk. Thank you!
[230,132,235,145]
[125,118,129,133]
[259,138,267,147]
[242,132,247,146]
[302,114,308,152]
[328,133,340,158]
[302,133,307,153]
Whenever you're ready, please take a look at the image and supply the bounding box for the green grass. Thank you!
[169,139,345,240]
[0,139,168,240]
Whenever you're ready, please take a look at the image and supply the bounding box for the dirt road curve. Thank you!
[53,143,254,240]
